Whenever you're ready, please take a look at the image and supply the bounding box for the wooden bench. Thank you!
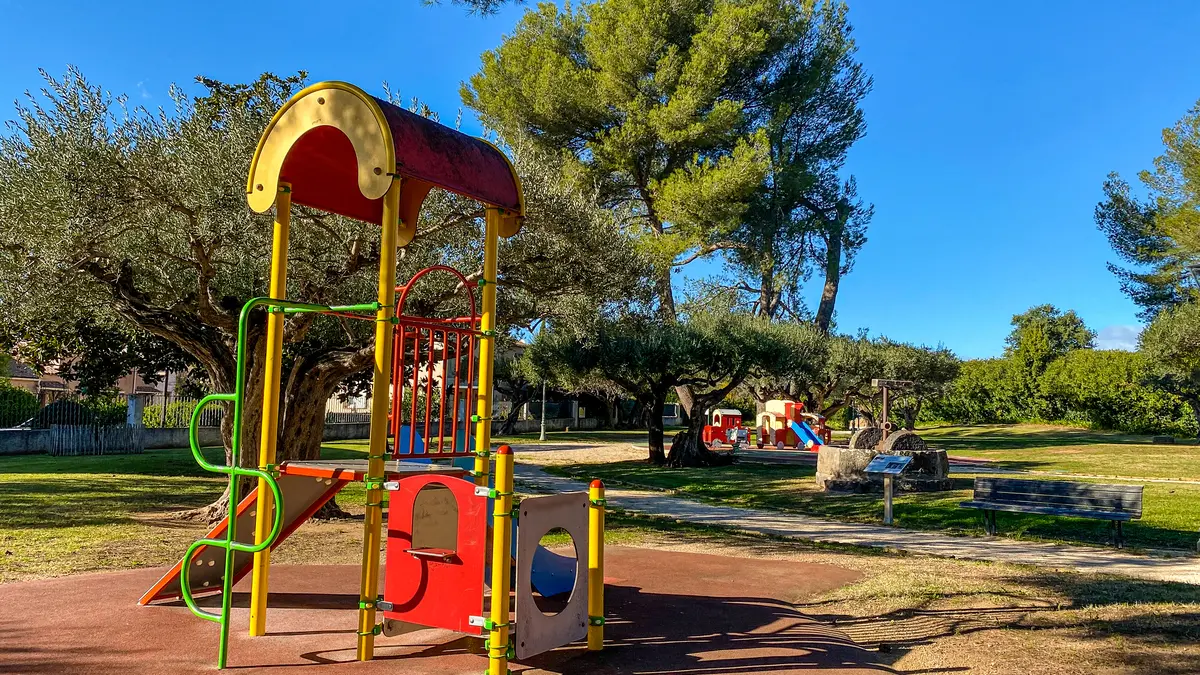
[960,477,1143,547]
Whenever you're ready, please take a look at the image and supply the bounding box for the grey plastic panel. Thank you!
[514,492,589,659]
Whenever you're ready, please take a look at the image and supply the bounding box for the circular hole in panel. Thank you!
[533,527,578,617]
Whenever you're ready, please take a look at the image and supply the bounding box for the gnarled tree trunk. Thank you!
[666,398,734,468]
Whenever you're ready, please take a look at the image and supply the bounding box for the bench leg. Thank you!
[985,511,997,536]
[1115,521,1124,549]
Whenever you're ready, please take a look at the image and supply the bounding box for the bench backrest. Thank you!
[972,477,1143,517]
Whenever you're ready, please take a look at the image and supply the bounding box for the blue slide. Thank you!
[788,419,825,449]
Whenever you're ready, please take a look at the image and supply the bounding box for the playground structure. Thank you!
[702,408,750,450]
[138,82,604,673]
[756,399,830,450]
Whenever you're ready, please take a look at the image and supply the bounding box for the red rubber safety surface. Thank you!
[0,547,893,674]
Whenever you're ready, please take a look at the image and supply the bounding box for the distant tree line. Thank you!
[932,96,1200,439]
[926,306,1198,437]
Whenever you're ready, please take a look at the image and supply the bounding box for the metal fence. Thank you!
[1,388,581,436]
[48,424,146,456]
[0,389,146,455]
[141,393,223,428]
[326,395,370,424]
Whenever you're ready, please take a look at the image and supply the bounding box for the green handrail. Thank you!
[178,297,379,669]
[180,393,284,668]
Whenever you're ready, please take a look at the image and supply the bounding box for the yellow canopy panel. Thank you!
[246,82,524,244]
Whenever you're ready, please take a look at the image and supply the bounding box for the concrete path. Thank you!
[515,464,1200,585]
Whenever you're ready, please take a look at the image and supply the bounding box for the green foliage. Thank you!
[3,314,193,394]
[1096,98,1200,319]
[742,330,956,427]
[1004,305,1095,367]
[873,340,959,428]
[720,390,758,420]
[142,401,196,429]
[528,312,815,462]
[463,0,869,320]
[0,68,649,470]
[930,303,1198,437]
[1040,350,1196,436]
[928,358,1024,425]
[0,384,38,427]
[1139,301,1200,435]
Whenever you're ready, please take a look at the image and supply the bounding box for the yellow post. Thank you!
[473,209,501,486]
[356,177,401,661]
[249,183,291,637]
[488,445,515,675]
[587,479,605,651]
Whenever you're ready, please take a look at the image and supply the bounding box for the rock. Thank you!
[815,445,877,491]
[879,429,927,453]
[817,429,952,492]
[848,427,884,450]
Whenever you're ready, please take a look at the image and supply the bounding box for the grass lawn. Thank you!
[919,424,1200,480]
[547,460,1200,551]
[532,423,1200,551]
[0,442,651,583]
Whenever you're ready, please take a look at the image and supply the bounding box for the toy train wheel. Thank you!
[776,441,785,451]
[709,439,724,451]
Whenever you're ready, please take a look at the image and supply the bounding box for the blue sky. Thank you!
[3,0,1199,358]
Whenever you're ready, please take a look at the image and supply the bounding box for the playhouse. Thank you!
[137,82,605,673]
[755,399,830,450]
[702,408,750,449]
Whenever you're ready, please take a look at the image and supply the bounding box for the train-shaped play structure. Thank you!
[701,399,832,451]
[137,82,605,673]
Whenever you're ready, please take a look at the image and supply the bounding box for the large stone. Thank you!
[815,445,877,491]
[848,427,884,450]
[817,429,952,492]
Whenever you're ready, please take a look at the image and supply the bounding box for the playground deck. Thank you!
[0,547,888,674]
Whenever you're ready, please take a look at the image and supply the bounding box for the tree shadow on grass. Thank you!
[919,426,1171,452]
[802,573,1200,674]
[0,475,217,529]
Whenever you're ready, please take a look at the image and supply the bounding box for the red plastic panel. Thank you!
[374,98,522,213]
[281,126,380,224]
[383,475,487,635]
[278,100,521,225]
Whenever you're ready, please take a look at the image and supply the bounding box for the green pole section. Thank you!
[179,297,367,668]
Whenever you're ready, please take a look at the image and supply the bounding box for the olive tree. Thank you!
[0,69,647,520]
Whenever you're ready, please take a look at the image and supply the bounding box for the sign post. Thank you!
[864,454,912,526]
[883,474,894,524]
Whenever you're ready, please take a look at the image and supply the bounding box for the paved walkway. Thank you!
[515,465,1200,585]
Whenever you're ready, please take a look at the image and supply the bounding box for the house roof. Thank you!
[7,360,38,381]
